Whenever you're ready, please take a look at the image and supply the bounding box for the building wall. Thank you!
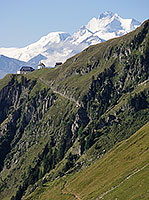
[17,70,21,74]
[17,71,32,74]
[38,66,45,70]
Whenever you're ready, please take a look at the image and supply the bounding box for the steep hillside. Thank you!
[25,122,149,200]
[0,19,148,200]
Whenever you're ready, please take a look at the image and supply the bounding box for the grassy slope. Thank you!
[25,122,149,200]
[0,74,13,90]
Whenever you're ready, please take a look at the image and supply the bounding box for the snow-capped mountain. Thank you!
[86,11,140,40]
[0,11,141,78]
[0,32,70,64]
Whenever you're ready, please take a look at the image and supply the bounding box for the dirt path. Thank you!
[96,163,149,199]
[39,78,81,107]
[62,181,81,200]
[63,163,147,200]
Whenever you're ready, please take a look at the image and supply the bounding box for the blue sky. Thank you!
[0,0,148,48]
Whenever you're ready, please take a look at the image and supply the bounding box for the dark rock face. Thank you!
[0,77,57,172]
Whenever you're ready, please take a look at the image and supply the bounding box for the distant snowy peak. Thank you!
[0,11,141,71]
[99,11,115,19]
[0,32,70,62]
[25,32,70,50]
[67,26,93,45]
[37,32,70,47]
[86,11,141,40]
[81,34,104,45]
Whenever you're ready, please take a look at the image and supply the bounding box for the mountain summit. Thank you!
[0,12,141,76]
[86,11,140,40]
[99,11,115,18]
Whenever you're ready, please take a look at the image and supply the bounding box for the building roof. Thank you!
[19,66,35,71]
[55,62,62,67]
[38,62,45,67]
